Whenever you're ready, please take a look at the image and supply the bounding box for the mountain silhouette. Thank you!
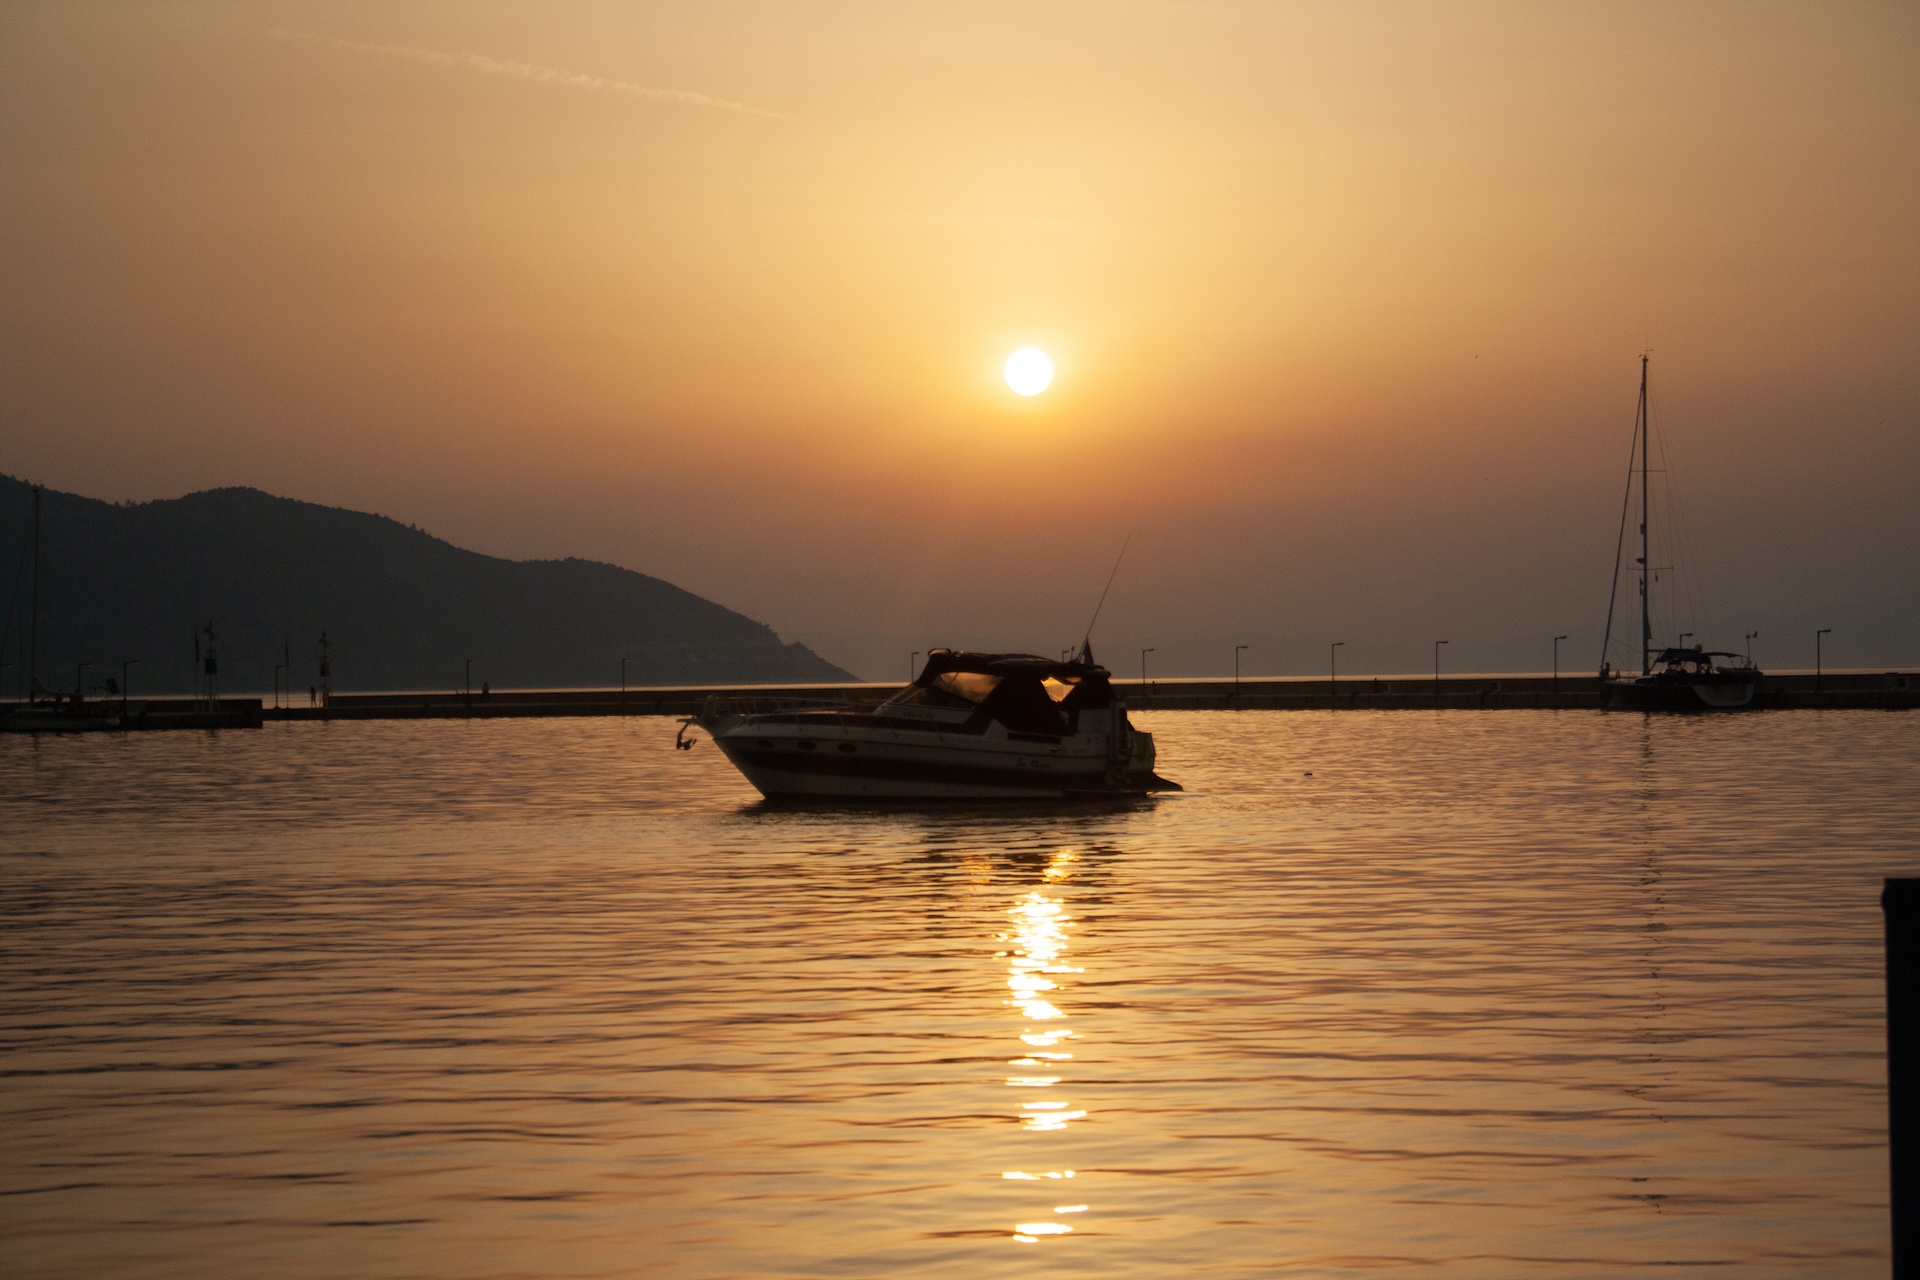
[0,477,856,695]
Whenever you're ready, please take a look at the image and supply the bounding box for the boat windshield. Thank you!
[884,650,1113,724]
[888,670,1001,709]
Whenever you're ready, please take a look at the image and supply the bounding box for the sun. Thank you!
[1004,348,1054,396]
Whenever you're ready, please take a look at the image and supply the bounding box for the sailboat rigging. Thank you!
[1598,356,1760,710]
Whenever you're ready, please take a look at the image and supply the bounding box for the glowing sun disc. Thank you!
[1004,348,1054,396]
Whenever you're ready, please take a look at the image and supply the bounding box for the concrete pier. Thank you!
[240,669,1914,721]
[0,698,263,732]
[7,672,1908,729]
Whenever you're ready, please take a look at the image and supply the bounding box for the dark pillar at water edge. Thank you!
[1886,878,1920,1274]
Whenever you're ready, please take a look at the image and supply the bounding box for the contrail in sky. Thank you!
[277,30,772,116]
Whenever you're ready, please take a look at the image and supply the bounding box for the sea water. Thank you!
[3,710,1914,1278]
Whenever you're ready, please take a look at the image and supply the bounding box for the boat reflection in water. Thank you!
[998,848,1090,1243]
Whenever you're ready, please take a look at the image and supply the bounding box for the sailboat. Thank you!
[1598,356,1761,711]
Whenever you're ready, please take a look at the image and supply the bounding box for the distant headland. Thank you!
[0,477,855,696]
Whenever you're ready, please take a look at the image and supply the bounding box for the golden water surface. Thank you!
[3,710,1915,1278]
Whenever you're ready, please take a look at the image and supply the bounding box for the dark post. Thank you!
[28,485,40,702]
[1330,641,1344,704]
[621,656,628,715]
[1433,640,1448,705]
[1141,648,1154,706]
[1745,631,1758,664]
[122,659,137,720]
[1817,628,1831,695]
[1234,644,1247,700]
[910,652,919,683]
[1553,635,1568,698]
[1884,879,1919,1275]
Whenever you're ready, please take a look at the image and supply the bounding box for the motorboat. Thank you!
[689,646,1181,800]
[1598,355,1762,711]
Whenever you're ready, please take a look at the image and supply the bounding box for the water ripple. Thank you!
[2,710,1913,1277]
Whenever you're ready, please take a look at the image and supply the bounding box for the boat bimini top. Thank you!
[884,647,1116,737]
[1649,646,1755,672]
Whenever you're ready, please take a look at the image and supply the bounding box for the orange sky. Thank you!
[2,1,1915,676]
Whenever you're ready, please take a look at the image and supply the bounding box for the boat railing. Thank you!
[698,692,889,719]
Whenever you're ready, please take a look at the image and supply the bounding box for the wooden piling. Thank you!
[1886,878,1919,1275]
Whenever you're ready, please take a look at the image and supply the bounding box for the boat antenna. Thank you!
[1079,533,1131,659]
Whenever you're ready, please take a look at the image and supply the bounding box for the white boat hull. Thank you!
[701,705,1176,801]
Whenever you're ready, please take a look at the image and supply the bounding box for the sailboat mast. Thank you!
[1638,355,1651,677]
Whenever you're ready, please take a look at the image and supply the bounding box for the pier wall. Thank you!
[258,670,1915,720]
[9,674,1910,729]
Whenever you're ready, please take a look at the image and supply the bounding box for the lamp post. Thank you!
[1433,640,1448,705]
[122,659,137,720]
[76,661,91,705]
[1745,631,1758,664]
[465,657,473,700]
[1141,648,1154,705]
[1330,641,1345,703]
[621,656,628,715]
[1552,635,1568,698]
[1817,628,1831,694]
[1678,632,1693,651]
[273,662,284,710]
[909,652,919,683]
[1234,644,1248,698]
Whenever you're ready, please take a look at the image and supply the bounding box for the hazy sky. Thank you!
[3,1,1915,678]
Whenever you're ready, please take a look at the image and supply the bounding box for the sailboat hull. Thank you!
[1601,671,1760,711]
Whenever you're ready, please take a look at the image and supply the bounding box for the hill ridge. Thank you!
[0,475,855,695]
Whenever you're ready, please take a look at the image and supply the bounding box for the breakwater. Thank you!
[255,670,1914,720]
[6,672,1909,731]
[0,698,263,732]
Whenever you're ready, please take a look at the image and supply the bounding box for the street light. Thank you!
[1234,644,1248,698]
[909,652,919,683]
[76,661,91,704]
[1433,640,1449,705]
[465,657,473,700]
[1678,632,1693,651]
[1745,631,1758,664]
[1330,641,1345,701]
[1816,628,1832,694]
[1141,648,1155,704]
[122,659,138,720]
[1552,635,1568,697]
[273,662,284,710]
[621,656,628,715]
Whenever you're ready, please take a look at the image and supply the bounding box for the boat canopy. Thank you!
[885,648,1116,732]
[1652,647,1751,669]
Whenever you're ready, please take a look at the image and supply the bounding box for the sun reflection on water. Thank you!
[999,849,1088,1242]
